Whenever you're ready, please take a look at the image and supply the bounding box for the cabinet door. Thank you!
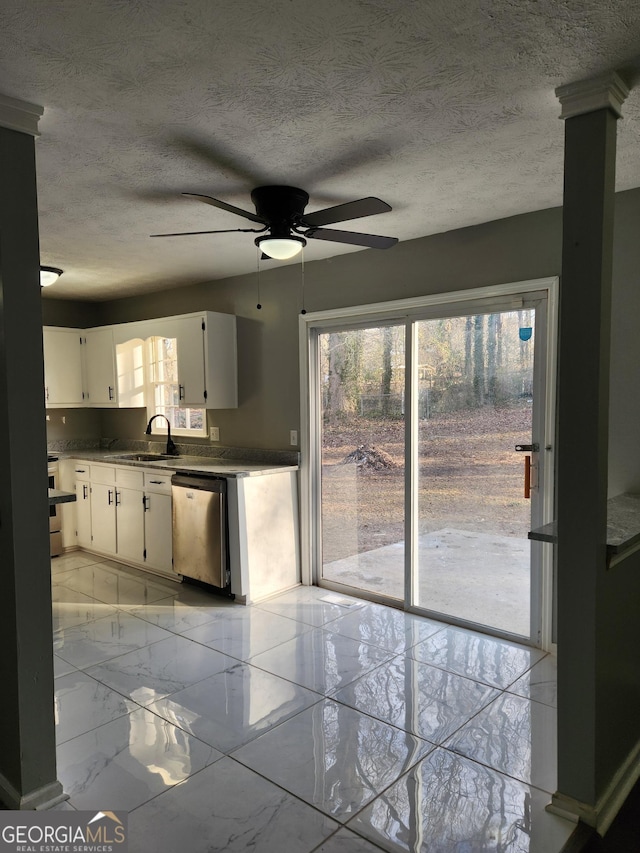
[90,483,117,554]
[115,337,146,408]
[203,312,238,408]
[75,479,92,549]
[116,486,145,563]
[84,328,117,406]
[168,317,206,408]
[144,492,174,574]
[42,328,84,406]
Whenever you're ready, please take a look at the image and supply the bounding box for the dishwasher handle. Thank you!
[171,473,227,494]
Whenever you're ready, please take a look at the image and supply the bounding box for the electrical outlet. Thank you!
[209,426,220,442]
[290,430,298,446]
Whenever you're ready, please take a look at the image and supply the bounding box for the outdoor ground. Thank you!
[321,404,532,564]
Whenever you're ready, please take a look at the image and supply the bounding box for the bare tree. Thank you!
[324,331,363,422]
[381,326,393,416]
[487,313,498,403]
[464,316,473,380]
[473,314,485,406]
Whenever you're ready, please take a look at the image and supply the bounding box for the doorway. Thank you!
[303,280,557,646]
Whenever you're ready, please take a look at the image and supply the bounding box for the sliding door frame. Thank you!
[299,277,558,649]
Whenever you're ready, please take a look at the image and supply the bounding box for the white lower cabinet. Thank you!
[72,464,92,550]
[144,491,173,573]
[115,486,145,564]
[72,461,177,578]
[142,471,173,574]
[90,482,117,554]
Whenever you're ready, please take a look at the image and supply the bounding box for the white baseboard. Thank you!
[548,735,640,835]
[0,772,65,810]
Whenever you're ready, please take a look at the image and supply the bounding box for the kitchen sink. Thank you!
[108,453,179,462]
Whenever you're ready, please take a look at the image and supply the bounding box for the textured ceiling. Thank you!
[1,0,639,301]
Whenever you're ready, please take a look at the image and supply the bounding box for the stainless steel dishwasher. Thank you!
[171,473,229,589]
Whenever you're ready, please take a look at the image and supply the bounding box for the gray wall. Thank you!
[41,297,99,328]
[45,408,101,442]
[596,548,640,795]
[608,189,640,495]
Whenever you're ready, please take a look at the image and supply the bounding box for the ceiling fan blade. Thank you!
[150,227,264,237]
[182,193,266,224]
[301,197,392,227]
[306,227,398,249]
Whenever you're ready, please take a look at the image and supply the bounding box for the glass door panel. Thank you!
[319,325,406,599]
[415,310,535,636]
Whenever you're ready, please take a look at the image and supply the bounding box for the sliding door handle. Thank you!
[524,455,531,499]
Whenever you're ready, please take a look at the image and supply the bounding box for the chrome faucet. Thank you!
[145,414,179,456]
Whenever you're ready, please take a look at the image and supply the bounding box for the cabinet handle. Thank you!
[75,468,86,473]
[143,496,150,512]
[148,480,163,484]
[108,489,114,505]
[108,385,114,400]
[179,384,185,400]
[45,387,49,400]
[82,484,88,500]
[115,490,121,506]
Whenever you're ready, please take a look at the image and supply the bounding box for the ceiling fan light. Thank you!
[255,236,306,260]
[40,266,64,287]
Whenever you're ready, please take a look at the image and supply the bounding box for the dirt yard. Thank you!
[321,404,533,563]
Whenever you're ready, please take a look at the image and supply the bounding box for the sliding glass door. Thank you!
[319,325,406,600]
[413,309,537,637]
[307,283,554,645]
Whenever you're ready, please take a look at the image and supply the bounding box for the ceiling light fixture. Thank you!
[255,235,306,260]
[40,266,63,287]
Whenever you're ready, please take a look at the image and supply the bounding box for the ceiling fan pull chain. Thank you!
[256,246,262,310]
[300,247,306,315]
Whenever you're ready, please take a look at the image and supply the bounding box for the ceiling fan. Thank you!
[150,185,398,259]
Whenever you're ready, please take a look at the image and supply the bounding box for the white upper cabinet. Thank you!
[168,312,238,408]
[42,327,85,406]
[161,316,207,408]
[203,311,238,409]
[114,311,237,410]
[84,327,118,407]
[44,311,237,410]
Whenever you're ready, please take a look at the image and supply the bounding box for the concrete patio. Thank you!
[323,527,530,637]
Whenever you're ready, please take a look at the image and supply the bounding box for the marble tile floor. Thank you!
[50,550,574,852]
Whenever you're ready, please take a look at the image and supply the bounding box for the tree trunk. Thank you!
[473,314,485,406]
[381,326,393,416]
[326,333,347,422]
[487,313,498,403]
